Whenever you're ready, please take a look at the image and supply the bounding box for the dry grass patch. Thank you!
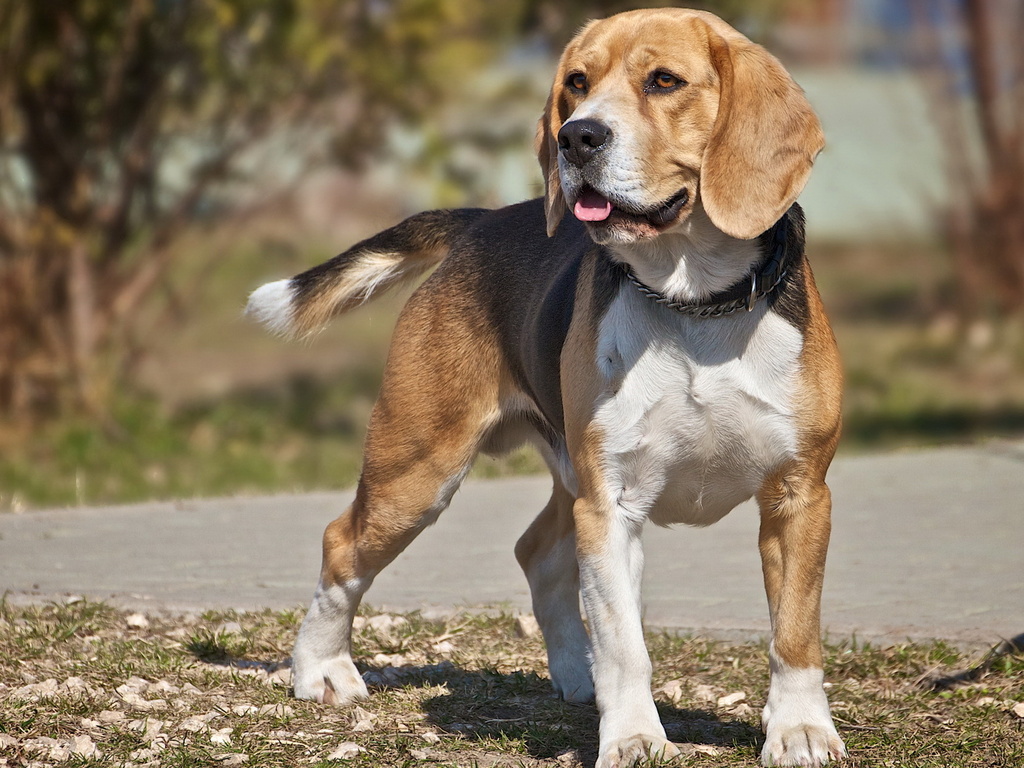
[0,600,1021,767]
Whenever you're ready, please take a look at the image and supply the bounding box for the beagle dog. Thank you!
[248,8,845,767]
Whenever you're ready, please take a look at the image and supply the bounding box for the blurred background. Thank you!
[1,0,1022,511]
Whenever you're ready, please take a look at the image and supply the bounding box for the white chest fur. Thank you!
[591,286,803,527]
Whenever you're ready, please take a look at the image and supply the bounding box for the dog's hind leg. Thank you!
[291,298,502,705]
[515,479,594,702]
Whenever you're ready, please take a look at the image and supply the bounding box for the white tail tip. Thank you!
[246,279,296,337]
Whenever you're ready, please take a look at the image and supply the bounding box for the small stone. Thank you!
[60,676,89,693]
[515,614,541,638]
[181,716,219,733]
[0,734,18,750]
[13,679,59,700]
[1012,702,1024,718]
[325,742,366,760]
[431,640,456,655]
[421,731,441,744]
[48,741,73,761]
[120,691,167,711]
[180,716,212,733]
[23,736,60,755]
[71,735,101,759]
[717,691,746,708]
[211,728,233,745]
[258,703,295,718]
[409,749,429,760]
[97,710,126,724]
[232,705,259,717]
[126,613,150,630]
[118,676,151,693]
[138,719,165,742]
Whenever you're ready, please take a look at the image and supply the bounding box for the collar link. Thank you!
[617,213,793,319]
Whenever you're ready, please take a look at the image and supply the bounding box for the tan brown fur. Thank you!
[265,9,846,766]
[537,9,823,240]
[319,279,507,588]
[755,264,842,670]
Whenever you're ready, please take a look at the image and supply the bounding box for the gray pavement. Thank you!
[2,442,1022,647]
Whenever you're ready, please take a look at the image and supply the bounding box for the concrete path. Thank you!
[2,442,1022,647]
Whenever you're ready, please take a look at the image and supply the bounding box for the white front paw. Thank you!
[761,665,846,766]
[292,656,369,706]
[760,721,846,767]
[761,659,847,765]
[596,734,681,768]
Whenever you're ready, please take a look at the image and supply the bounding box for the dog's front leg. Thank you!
[575,496,680,768]
[757,473,847,766]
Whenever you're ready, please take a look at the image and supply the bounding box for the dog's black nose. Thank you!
[558,119,612,167]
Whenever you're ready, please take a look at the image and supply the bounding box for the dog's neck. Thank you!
[607,202,763,305]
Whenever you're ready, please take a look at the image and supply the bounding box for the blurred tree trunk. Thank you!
[913,0,1024,321]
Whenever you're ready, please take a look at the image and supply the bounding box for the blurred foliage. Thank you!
[0,0,788,425]
[0,0,525,421]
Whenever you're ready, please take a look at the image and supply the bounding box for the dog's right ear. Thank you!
[536,92,566,237]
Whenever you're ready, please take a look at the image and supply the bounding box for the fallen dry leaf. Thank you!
[717,691,746,708]
[325,741,367,760]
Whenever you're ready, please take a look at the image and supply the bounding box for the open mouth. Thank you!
[572,185,690,228]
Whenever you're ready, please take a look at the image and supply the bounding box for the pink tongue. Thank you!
[573,189,613,222]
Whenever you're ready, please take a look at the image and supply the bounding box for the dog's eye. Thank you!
[646,71,685,93]
[566,72,588,93]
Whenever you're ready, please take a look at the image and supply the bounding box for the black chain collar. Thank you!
[616,214,792,319]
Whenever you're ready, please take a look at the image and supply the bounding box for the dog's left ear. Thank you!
[536,92,567,237]
[700,29,824,240]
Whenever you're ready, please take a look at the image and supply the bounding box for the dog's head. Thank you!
[536,8,824,243]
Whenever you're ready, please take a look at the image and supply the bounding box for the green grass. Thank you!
[0,387,546,511]
[1,600,1021,767]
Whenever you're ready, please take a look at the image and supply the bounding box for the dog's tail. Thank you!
[246,208,488,338]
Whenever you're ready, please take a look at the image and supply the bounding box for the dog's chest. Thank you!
[592,288,802,526]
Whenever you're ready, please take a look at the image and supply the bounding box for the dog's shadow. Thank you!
[182,635,761,766]
[361,661,761,766]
